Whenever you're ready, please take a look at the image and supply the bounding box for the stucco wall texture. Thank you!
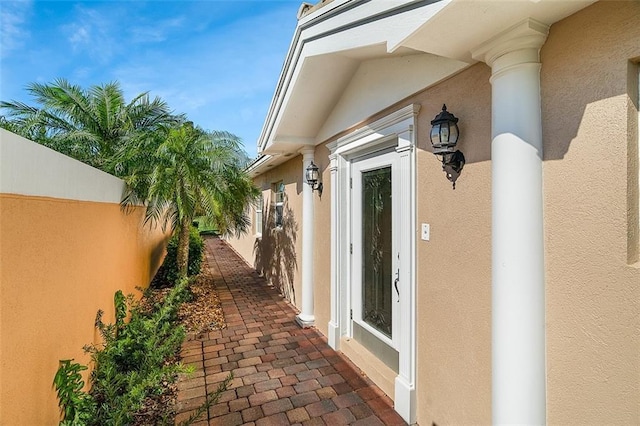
[228,2,639,424]
[0,137,169,424]
[413,63,493,425]
[0,196,168,424]
[542,2,640,424]
[227,156,305,315]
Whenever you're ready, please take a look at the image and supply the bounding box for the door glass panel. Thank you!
[361,167,393,338]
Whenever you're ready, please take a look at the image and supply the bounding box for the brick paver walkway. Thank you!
[175,236,407,426]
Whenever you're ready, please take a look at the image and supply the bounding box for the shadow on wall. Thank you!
[253,192,298,304]
[149,236,169,279]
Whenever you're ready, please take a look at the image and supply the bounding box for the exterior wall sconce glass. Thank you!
[430,104,465,189]
[305,161,323,195]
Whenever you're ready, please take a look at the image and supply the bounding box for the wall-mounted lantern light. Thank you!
[305,161,323,195]
[430,104,465,189]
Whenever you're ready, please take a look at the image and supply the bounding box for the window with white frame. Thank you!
[273,181,284,228]
[255,194,263,236]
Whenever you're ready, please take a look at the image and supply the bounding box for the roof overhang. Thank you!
[396,0,597,63]
[253,0,596,174]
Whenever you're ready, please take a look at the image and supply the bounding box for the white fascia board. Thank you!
[250,136,316,177]
[257,30,307,154]
[246,154,273,177]
[297,0,352,26]
[258,0,446,155]
[256,20,304,155]
[0,129,126,203]
[299,0,421,41]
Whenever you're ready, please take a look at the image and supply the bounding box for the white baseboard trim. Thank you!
[395,375,416,425]
[327,321,340,349]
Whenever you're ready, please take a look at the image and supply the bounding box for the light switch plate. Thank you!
[421,223,430,241]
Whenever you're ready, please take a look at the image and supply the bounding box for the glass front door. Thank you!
[351,151,399,351]
[361,166,393,337]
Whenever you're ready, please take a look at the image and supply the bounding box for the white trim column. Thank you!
[297,147,316,328]
[329,104,420,425]
[472,19,549,425]
[327,152,340,348]
[394,126,417,425]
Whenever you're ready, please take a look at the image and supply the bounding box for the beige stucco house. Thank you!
[227,1,640,424]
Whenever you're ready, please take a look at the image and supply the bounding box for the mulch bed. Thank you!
[134,259,226,425]
[178,261,226,337]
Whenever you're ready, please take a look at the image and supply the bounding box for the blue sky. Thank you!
[0,0,302,158]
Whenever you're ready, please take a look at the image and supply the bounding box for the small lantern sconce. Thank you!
[430,104,465,189]
[305,161,323,195]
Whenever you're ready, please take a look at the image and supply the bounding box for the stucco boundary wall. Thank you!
[0,129,169,425]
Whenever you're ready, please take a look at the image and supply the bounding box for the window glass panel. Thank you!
[274,181,284,228]
[361,167,393,338]
[255,194,263,235]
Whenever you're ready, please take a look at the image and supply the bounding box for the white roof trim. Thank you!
[256,0,596,167]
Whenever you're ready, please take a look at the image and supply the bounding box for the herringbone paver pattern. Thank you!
[175,236,407,425]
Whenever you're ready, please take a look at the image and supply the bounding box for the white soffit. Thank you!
[398,0,598,63]
[316,51,467,143]
[272,52,359,142]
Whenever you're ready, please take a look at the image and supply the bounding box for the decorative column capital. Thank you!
[471,18,549,75]
[299,146,316,161]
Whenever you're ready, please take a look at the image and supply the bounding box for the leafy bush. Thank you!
[86,282,189,423]
[54,278,232,425]
[154,227,204,287]
[53,278,197,425]
[53,360,95,425]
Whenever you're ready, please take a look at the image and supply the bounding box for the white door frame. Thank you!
[351,150,401,351]
[327,104,419,424]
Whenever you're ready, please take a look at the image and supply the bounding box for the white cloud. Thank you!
[77,2,299,158]
[62,5,118,62]
[129,17,186,43]
[0,0,33,58]
[68,25,89,45]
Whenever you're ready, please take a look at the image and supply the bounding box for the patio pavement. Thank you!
[175,236,407,426]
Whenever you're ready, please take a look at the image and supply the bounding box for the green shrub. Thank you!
[53,278,203,425]
[53,360,95,425]
[154,226,204,287]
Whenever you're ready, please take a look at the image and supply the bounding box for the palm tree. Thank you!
[2,80,258,279]
[122,122,258,278]
[0,79,180,173]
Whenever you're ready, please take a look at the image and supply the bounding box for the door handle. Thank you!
[394,269,400,302]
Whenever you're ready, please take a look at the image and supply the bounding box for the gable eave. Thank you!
[255,0,597,168]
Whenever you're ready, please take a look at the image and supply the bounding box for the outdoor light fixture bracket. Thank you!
[305,161,323,195]
[430,104,465,189]
[441,150,465,189]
